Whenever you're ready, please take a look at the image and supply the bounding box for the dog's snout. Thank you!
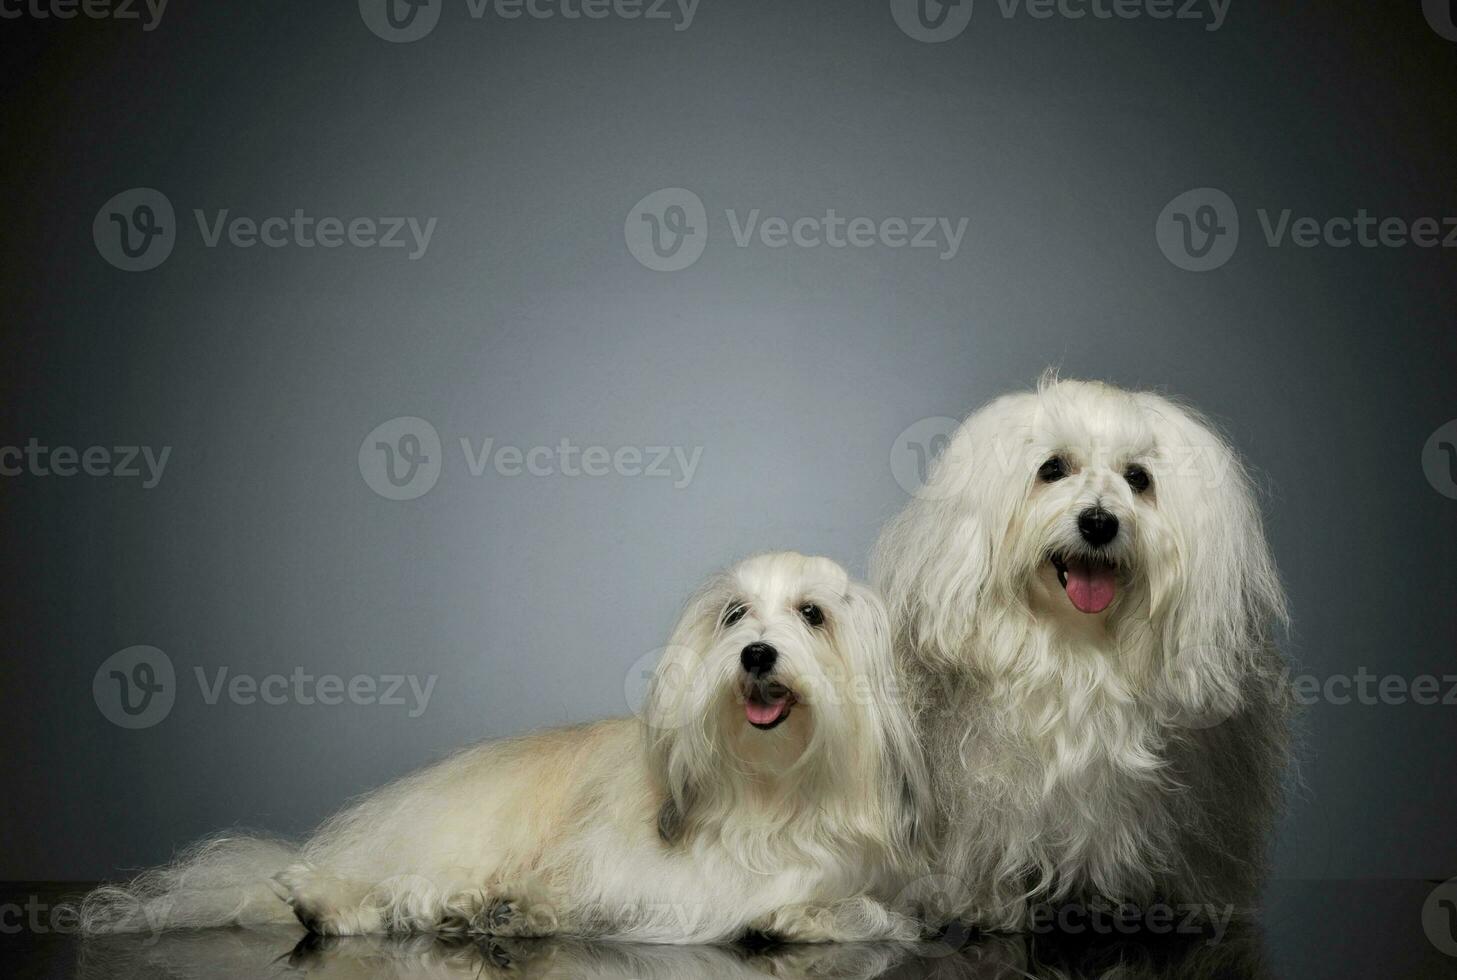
[1077,506,1119,547]
[740,642,778,677]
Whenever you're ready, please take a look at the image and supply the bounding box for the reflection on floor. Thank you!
[6,880,1455,979]
[71,923,1270,980]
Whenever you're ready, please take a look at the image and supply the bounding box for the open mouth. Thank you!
[743,681,796,730]
[1049,552,1119,615]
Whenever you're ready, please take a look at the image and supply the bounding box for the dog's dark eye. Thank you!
[721,602,747,627]
[798,603,825,628]
[1037,456,1067,483]
[1124,463,1152,495]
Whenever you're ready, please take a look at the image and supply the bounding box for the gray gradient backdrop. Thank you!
[1,0,1454,893]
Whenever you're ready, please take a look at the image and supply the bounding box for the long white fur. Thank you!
[79,552,931,944]
[872,374,1292,930]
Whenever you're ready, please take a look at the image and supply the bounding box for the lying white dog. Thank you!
[873,376,1292,930]
[80,552,929,944]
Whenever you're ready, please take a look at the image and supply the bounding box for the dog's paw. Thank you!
[748,905,837,944]
[435,889,491,937]
[274,863,379,936]
[474,897,559,938]
[748,898,921,944]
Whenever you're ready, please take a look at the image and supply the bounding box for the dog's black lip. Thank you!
[1048,551,1120,591]
[1051,553,1069,589]
[747,681,793,703]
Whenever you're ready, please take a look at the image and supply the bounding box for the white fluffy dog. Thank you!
[872,376,1291,930]
[80,552,929,945]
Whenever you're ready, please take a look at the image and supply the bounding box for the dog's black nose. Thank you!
[740,643,778,676]
[1077,507,1119,546]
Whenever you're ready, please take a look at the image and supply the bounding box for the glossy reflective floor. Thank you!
[3,880,1453,979]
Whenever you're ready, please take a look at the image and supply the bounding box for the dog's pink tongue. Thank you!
[1064,560,1116,614]
[745,698,788,727]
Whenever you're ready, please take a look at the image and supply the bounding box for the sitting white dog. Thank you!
[873,376,1292,930]
[80,552,929,944]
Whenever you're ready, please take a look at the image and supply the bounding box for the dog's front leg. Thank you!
[748,896,921,943]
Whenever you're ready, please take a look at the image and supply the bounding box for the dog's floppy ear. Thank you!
[838,582,934,860]
[872,396,1031,670]
[1138,395,1288,723]
[655,787,696,847]
[641,574,727,847]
